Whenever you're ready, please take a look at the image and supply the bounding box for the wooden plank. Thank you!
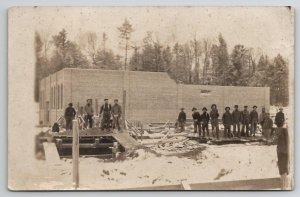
[181,181,191,190]
[112,132,139,150]
[127,177,281,190]
[42,142,60,164]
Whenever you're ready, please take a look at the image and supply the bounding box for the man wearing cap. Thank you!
[262,113,273,145]
[275,107,285,128]
[250,105,259,136]
[232,105,242,137]
[111,99,122,131]
[210,104,220,139]
[84,99,94,129]
[222,107,233,138]
[192,108,201,135]
[64,103,76,131]
[177,108,186,132]
[241,106,250,137]
[201,107,210,137]
[100,99,112,131]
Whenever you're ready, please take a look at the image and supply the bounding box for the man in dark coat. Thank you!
[177,108,186,132]
[241,106,250,137]
[232,105,242,137]
[262,113,273,145]
[192,107,201,135]
[64,103,76,131]
[210,104,220,139]
[111,99,122,131]
[275,107,285,128]
[250,105,259,136]
[100,99,112,131]
[222,107,233,138]
[201,107,210,137]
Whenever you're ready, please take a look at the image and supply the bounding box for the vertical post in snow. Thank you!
[72,119,79,189]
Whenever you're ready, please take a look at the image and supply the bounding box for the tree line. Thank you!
[35,18,289,106]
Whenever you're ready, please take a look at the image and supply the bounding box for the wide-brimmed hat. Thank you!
[202,107,207,111]
[68,103,73,106]
[225,107,230,110]
[234,105,238,108]
[211,104,217,109]
[244,106,248,108]
[192,107,197,111]
[104,98,108,101]
[279,107,283,110]
[253,105,257,109]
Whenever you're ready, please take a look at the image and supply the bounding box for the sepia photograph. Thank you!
[8,6,294,190]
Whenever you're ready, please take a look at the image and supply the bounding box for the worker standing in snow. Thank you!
[262,113,273,145]
[111,99,122,131]
[222,107,233,138]
[241,106,250,137]
[250,105,259,136]
[64,103,76,131]
[177,108,186,132]
[84,99,94,128]
[100,98,112,131]
[210,104,220,139]
[232,105,242,137]
[275,107,285,128]
[192,107,201,135]
[201,107,210,137]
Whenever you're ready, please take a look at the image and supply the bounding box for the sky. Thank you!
[17,6,294,63]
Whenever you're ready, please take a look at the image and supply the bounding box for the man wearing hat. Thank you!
[275,107,285,128]
[201,107,210,137]
[241,106,250,137]
[100,99,112,131]
[222,107,233,138]
[64,103,76,131]
[111,99,122,131]
[192,108,201,135]
[250,105,259,136]
[232,105,242,137]
[210,104,220,139]
[177,108,186,132]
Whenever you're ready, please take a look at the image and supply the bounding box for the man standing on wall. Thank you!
[64,103,76,131]
[201,107,210,137]
[241,106,250,137]
[100,99,112,131]
[222,107,233,138]
[250,105,259,137]
[275,107,285,128]
[192,108,201,136]
[210,104,220,139]
[84,99,94,129]
[177,108,186,132]
[232,105,242,137]
[111,99,122,131]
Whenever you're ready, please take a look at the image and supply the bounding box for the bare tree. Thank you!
[102,32,108,53]
[202,38,212,84]
[118,18,134,70]
[190,34,202,84]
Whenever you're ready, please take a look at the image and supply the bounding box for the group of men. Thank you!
[64,99,122,132]
[178,104,286,141]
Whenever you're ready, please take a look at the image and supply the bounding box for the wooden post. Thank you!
[72,119,79,189]
[122,90,126,130]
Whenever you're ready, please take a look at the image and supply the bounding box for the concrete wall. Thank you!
[39,68,270,125]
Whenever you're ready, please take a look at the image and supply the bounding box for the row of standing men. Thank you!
[177,104,285,140]
[64,99,122,131]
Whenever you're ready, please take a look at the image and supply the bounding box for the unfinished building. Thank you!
[39,68,270,126]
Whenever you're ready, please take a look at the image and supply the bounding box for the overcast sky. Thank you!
[31,6,294,62]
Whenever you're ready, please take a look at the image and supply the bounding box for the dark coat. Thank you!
[192,112,201,122]
[65,106,76,119]
[262,117,273,129]
[275,111,285,127]
[210,109,219,124]
[222,111,232,125]
[111,104,122,116]
[232,110,242,123]
[241,110,250,124]
[100,104,112,114]
[200,112,210,123]
[250,110,259,122]
[178,111,186,123]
